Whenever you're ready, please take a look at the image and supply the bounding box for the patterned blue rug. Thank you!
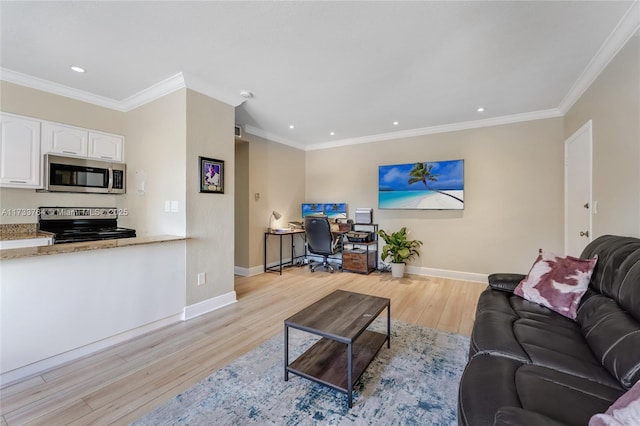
[132,320,469,425]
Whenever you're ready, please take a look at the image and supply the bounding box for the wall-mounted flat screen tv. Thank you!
[323,203,347,219]
[301,203,324,217]
[378,159,464,210]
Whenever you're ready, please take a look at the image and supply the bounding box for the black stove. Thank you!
[38,207,136,244]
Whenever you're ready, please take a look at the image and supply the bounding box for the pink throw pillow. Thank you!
[514,249,597,320]
[589,380,640,426]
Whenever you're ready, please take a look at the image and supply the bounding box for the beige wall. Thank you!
[120,89,187,235]
[0,82,124,224]
[306,119,566,274]
[0,81,124,134]
[564,33,640,238]
[234,141,250,268]
[185,89,235,304]
[239,134,306,268]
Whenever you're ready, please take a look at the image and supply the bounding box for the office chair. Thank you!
[305,215,342,273]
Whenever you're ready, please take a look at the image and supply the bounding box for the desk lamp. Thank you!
[268,210,282,232]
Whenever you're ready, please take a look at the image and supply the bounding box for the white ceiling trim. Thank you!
[0,69,245,113]
[305,109,564,152]
[243,125,307,150]
[1,68,126,111]
[120,72,186,111]
[558,1,640,114]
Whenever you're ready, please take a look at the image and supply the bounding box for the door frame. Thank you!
[564,120,593,255]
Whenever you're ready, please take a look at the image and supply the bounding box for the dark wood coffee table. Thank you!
[284,290,391,408]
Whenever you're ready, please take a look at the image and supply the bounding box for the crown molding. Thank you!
[305,108,563,151]
[558,1,640,114]
[120,72,186,111]
[0,69,245,112]
[243,125,306,150]
[1,68,126,111]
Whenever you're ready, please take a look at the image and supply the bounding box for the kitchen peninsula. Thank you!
[0,235,187,385]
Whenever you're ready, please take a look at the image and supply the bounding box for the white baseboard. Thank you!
[234,265,263,277]
[406,265,488,283]
[183,291,237,320]
[0,312,184,387]
[244,257,485,283]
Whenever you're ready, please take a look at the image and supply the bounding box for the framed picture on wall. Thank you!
[378,159,464,210]
[199,156,224,193]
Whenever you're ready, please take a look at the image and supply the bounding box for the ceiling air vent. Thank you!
[234,124,242,139]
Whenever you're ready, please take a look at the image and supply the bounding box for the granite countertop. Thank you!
[0,223,55,241]
[0,235,187,260]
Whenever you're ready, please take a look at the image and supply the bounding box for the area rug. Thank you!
[132,320,469,425]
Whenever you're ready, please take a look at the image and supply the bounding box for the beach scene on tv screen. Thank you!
[301,203,324,217]
[378,160,464,210]
[323,203,347,219]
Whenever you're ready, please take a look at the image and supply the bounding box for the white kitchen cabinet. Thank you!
[41,122,89,157]
[0,113,42,188]
[42,121,124,162]
[89,131,124,162]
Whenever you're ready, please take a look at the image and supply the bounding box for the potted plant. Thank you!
[377,227,423,278]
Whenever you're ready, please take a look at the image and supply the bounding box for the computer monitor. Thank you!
[301,203,324,217]
[323,203,347,219]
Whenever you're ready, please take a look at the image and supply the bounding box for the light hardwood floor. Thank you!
[0,268,486,425]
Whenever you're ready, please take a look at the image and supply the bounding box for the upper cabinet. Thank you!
[41,122,88,157]
[0,113,42,188]
[42,121,124,162]
[88,131,124,162]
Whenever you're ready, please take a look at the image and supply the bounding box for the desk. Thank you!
[264,229,306,275]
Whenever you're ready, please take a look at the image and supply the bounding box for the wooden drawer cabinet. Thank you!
[343,249,376,274]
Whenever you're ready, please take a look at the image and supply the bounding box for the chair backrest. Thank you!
[305,215,335,256]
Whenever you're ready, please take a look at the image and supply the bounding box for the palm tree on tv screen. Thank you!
[407,162,463,204]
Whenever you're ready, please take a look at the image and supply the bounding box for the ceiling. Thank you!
[1,1,637,150]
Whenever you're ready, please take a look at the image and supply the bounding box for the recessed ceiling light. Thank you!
[289,125,295,129]
[70,66,86,73]
[330,132,335,136]
[393,121,399,126]
[477,107,485,112]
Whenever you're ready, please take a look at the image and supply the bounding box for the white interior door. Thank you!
[565,121,593,256]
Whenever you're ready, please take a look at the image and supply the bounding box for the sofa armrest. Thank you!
[494,407,570,426]
[488,273,526,293]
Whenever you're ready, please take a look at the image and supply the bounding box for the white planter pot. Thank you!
[391,262,405,278]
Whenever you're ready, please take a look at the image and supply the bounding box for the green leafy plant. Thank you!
[377,227,423,264]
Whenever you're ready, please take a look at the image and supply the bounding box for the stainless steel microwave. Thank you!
[42,154,126,194]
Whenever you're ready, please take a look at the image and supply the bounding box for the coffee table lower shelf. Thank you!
[286,330,388,402]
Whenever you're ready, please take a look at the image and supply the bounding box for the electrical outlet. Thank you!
[197,272,206,285]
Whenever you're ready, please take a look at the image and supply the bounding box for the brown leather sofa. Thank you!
[458,235,640,426]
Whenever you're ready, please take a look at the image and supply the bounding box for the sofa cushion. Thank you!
[472,288,622,388]
[459,356,625,426]
[514,318,620,388]
[580,235,640,312]
[514,250,597,319]
[515,365,624,426]
[579,293,640,389]
[615,251,640,322]
[458,354,523,426]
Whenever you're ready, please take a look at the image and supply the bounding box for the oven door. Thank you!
[42,154,125,194]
